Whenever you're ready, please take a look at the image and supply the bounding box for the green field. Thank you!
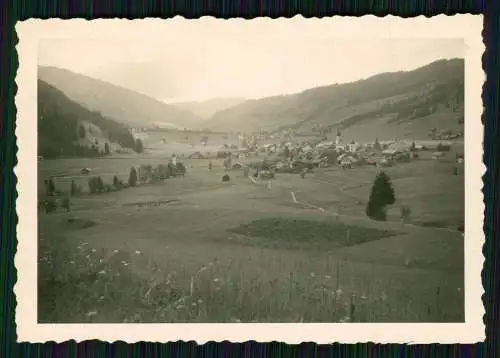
[37,146,465,323]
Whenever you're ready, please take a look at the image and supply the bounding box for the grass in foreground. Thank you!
[38,219,463,323]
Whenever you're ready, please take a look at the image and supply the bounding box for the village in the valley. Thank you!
[182,125,464,173]
[36,33,466,324]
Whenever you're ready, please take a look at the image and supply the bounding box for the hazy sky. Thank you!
[38,19,464,103]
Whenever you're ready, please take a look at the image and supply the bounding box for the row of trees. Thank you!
[44,160,184,203]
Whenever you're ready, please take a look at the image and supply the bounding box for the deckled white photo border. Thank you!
[14,15,485,344]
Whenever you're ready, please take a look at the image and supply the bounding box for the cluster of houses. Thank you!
[185,127,463,175]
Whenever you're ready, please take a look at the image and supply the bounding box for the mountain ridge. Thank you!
[205,58,465,140]
[38,66,203,130]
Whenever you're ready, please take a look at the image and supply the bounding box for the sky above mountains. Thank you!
[38,18,464,103]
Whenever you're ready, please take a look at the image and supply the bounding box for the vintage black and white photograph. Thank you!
[15,16,484,343]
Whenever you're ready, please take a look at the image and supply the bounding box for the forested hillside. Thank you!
[38,80,138,158]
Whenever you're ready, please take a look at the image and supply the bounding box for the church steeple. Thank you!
[335,127,342,145]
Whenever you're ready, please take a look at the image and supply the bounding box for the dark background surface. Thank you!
[1,0,496,357]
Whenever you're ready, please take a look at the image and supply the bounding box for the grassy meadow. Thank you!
[37,136,465,323]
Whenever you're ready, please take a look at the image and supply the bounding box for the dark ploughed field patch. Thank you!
[227,218,400,249]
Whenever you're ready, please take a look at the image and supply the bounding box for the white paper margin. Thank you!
[14,15,486,344]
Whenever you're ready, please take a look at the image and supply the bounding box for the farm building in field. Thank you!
[432,151,446,160]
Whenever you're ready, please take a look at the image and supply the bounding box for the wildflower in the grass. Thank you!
[197,266,207,274]
[99,259,103,263]
[335,288,343,296]
[339,316,351,323]
[122,261,129,267]
[113,249,119,253]
[213,278,220,283]
[381,291,388,302]
[98,270,106,275]
[310,272,316,278]
[457,287,462,292]
[197,299,203,304]
[324,275,331,279]
[99,296,105,302]
[81,242,88,246]
[361,295,368,300]
[86,310,98,317]
[176,305,185,310]
[135,250,142,255]
[191,302,197,307]
[91,248,96,253]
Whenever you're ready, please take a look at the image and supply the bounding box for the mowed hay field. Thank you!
[37,148,464,323]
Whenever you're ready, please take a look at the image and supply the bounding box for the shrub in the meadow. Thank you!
[168,163,177,177]
[128,167,138,187]
[113,175,122,189]
[155,164,170,180]
[88,177,98,194]
[135,138,144,153]
[44,198,57,213]
[139,164,153,183]
[47,178,55,196]
[104,142,111,155]
[400,206,411,222]
[96,176,105,192]
[70,180,79,196]
[366,171,395,221]
[176,162,186,176]
[61,196,71,212]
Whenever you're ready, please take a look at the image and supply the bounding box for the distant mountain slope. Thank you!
[169,98,247,120]
[38,79,138,158]
[206,59,464,139]
[38,66,203,130]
